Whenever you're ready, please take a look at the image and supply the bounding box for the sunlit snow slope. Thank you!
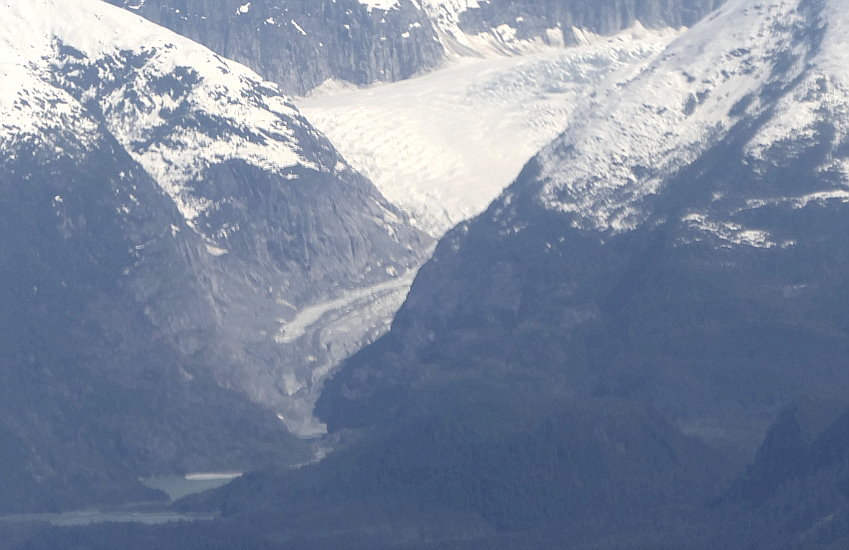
[299,25,679,236]
[536,0,849,232]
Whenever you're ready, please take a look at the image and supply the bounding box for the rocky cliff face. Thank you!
[106,0,445,95]
[0,64,307,513]
[106,0,726,94]
[317,0,849,454]
[427,0,724,54]
[731,395,849,504]
[451,0,722,34]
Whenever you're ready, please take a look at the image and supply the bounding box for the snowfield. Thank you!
[299,25,679,236]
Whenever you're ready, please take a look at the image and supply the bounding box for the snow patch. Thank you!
[681,213,780,249]
[420,0,481,51]
[744,189,849,211]
[0,61,101,153]
[290,19,307,36]
[358,0,400,12]
[184,472,242,481]
[205,243,229,256]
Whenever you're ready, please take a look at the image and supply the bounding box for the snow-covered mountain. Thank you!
[0,0,430,509]
[318,0,849,453]
[299,24,679,235]
[100,1,726,237]
[4,0,849,546]
[105,0,724,94]
[534,0,849,233]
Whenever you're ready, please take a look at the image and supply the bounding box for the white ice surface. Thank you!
[299,26,678,236]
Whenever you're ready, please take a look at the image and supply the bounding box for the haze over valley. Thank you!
[1,1,847,549]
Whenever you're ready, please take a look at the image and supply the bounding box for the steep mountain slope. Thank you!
[0,0,428,510]
[106,0,724,94]
[104,1,727,239]
[318,0,849,454]
[730,394,849,504]
[422,0,723,56]
[105,0,445,95]
[710,397,849,549]
[0,58,307,513]
[4,0,848,547]
[299,25,679,235]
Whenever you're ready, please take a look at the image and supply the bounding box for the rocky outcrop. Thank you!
[711,397,849,549]
[106,0,445,94]
[107,0,726,94]
[428,0,725,54]
[455,0,724,39]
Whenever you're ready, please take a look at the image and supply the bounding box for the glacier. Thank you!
[299,24,680,236]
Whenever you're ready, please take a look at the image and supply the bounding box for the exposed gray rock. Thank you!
[106,0,726,94]
[455,0,725,42]
[106,0,445,94]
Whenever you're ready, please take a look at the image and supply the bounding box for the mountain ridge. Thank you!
[317,0,849,453]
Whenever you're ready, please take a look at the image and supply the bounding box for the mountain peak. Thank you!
[533,0,849,233]
[2,0,331,228]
